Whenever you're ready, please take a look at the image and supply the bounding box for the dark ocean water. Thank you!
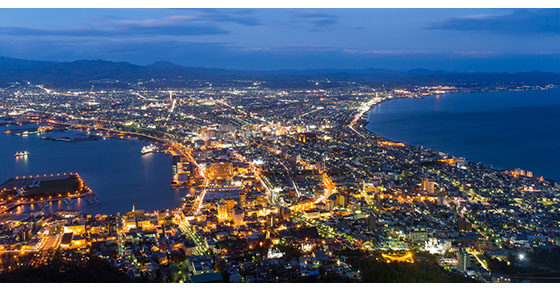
[366,88,560,182]
[0,126,186,215]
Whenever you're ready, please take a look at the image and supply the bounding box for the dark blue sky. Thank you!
[0,8,559,72]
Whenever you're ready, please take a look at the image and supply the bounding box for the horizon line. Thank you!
[2,55,560,75]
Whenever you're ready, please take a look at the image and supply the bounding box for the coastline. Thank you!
[355,86,560,184]
[0,126,184,216]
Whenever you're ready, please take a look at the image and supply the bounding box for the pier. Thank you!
[0,173,95,215]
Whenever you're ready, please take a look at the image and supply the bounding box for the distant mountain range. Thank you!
[1,56,560,88]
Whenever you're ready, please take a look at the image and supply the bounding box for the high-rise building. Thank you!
[514,168,533,178]
[326,194,336,210]
[336,193,349,208]
[265,214,274,231]
[217,201,229,221]
[457,249,471,271]
[422,179,435,194]
[232,208,244,226]
[238,193,247,207]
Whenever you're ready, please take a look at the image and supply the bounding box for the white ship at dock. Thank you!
[141,144,157,155]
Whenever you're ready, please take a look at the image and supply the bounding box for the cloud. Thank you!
[192,9,262,26]
[0,9,265,38]
[236,45,511,61]
[291,11,339,31]
[427,9,560,35]
[0,23,229,37]
[342,48,505,57]
[0,13,247,37]
[111,15,232,36]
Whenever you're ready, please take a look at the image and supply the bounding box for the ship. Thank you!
[14,151,29,157]
[141,144,157,155]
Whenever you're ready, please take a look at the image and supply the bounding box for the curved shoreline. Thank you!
[0,126,183,216]
[357,88,559,183]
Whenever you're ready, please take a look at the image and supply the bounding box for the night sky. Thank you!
[0,8,559,72]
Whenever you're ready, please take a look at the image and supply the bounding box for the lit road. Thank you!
[469,250,489,271]
[231,149,274,204]
[278,160,302,199]
[170,142,209,215]
[457,213,489,240]
[0,232,60,262]
[174,214,211,256]
[314,172,336,204]
[292,212,354,249]
[37,233,62,265]
[348,93,381,138]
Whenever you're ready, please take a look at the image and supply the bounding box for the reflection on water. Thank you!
[367,88,560,181]
[1,125,186,216]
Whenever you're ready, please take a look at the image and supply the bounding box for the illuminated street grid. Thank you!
[0,80,559,282]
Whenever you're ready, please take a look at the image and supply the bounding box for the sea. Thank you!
[0,126,187,215]
[366,87,560,182]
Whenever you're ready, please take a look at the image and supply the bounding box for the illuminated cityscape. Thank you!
[1,79,559,283]
[1,6,560,284]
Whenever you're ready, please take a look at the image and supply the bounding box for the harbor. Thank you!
[0,173,95,215]
[1,124,186,215]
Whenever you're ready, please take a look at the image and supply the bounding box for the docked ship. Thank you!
[14,151,29,157]
[141,144,157,155]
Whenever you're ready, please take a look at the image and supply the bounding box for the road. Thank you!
[37,233,62,265]
[175,214,211,256]
[315,172,336,204]
[348,93,381,138]
[292,212,354,249]
[169,142,209,215]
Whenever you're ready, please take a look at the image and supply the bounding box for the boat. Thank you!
[141,144,157,155]
[14,151,29,157]
[21,130,29,137]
